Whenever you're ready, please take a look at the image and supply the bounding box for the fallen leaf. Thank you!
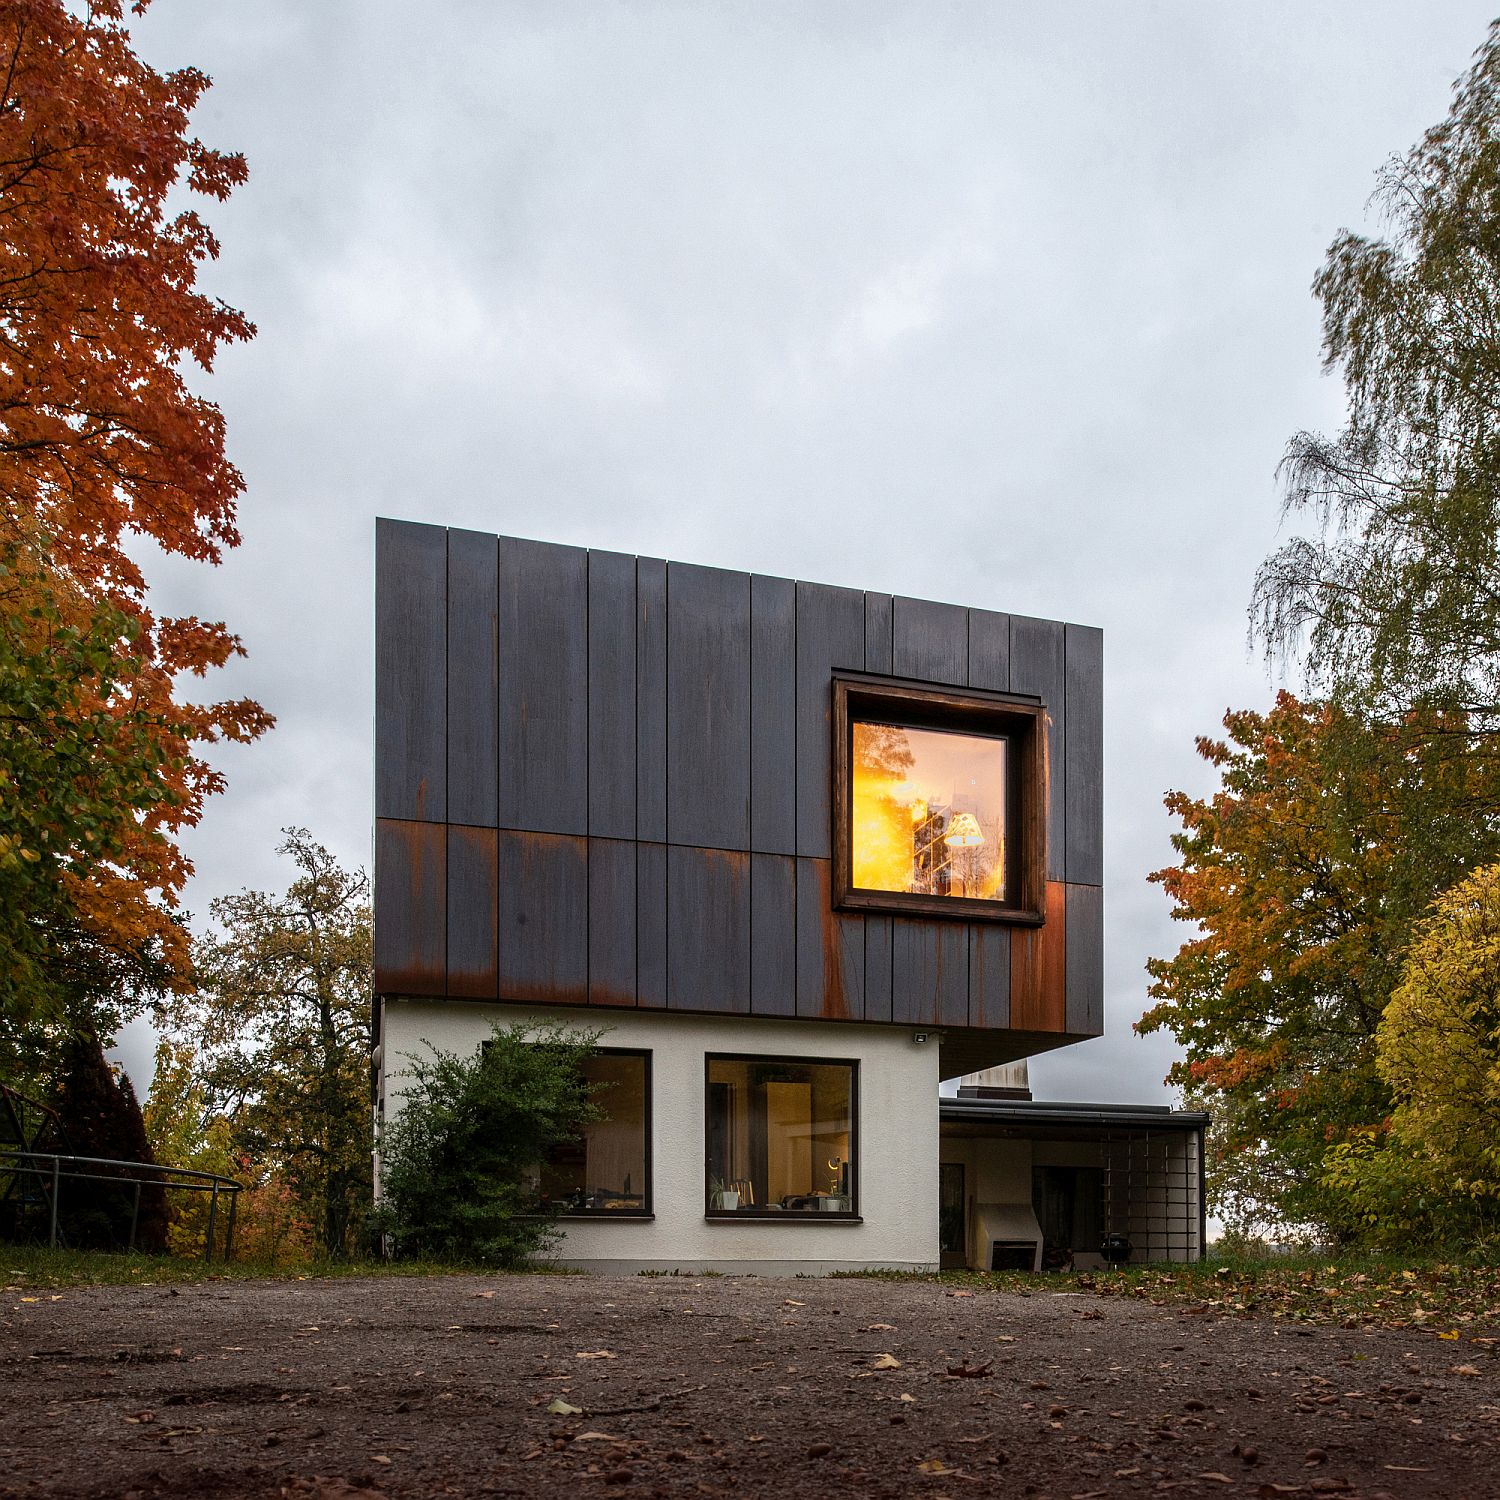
[369,1455,391,1466]
[947,1290,975,1299]
[867,1323,896,1331]
[471,1291,495,1300]
[1451,1364,1482,1377]
[124,1411,155,1425]
[917,1459,958,1474]
[574,1431,622,1442]
[946,1362,993,1379]
[576,1350,616,1360]
[871,1354,902,1370]
[1198,1475,1234,1485]
[994,1335,1016,1343]
[546,1398,583,1415]
[898,1392,917,1403]
[784,1298,806,1307]
[1437,1329,1461,1340]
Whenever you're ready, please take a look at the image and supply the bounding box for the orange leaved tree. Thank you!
[1139,693,1500,1239]
[0,1,270,1035]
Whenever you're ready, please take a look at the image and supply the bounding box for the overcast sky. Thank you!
[114,1,1497,1103]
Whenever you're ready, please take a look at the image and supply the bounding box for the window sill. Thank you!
[705,1212,863,1224]
[558,1211,655,1221]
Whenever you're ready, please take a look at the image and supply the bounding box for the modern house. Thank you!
[373,521,1205,1273]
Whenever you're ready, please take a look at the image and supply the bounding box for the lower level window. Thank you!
[705,1055,856,1216]
[540,1050,650,1214]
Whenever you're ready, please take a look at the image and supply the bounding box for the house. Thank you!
[372,521,1205,1273]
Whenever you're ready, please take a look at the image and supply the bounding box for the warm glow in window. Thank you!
[706,1057,854,1214]
[851,721,1006,900]
[539,1052,649,1214]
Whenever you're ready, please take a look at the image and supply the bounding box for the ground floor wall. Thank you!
[380,1000,942,1275]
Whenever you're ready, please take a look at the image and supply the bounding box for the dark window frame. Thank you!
[703,1052,861,1223]
[832,675,1047,925]
[542,1046,654,1220]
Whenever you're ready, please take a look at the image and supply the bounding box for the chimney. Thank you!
[956,1060,1032,1101]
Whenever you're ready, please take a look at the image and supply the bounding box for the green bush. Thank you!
[373,1021,601,1267]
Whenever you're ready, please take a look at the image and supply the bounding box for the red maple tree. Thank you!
[0,0,272,1021]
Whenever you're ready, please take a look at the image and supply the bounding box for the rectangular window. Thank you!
[539,1049,651,1215]
[705,1055,857,1218]
[834,679,1045,923]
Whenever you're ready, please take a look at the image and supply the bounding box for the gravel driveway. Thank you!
[2,1272,1495,1497]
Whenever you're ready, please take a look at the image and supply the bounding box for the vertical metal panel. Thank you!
[445,529,497,827]
[891,918,968,1027]
[496,830,588,1004]
[588,836,637,1006]
[864,592,893,675]
[1064,623,1104,886]
[373,818,445,995]
[637,842,667,1008]
[636,558,668,843]
[750,573,797,855]
[864,915,893,1025]
[795,858,863,1020]
[447,825,497,999]
[1010,614,1067,882]
[588,550,637,841]
[967,608,1011,693]
[750,853,797,1017]
[1065,882,1104,1036]
[795,582,865,859]
[892,596,968,685]
[1010,881,1068,1031]
[968,924,1010,1029]
[375,519,447,822]
[497,537,589,835]
[667,846,750,1013]
[666,563,752,851]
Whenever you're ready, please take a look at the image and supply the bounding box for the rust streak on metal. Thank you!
[1009,881,1067,1031]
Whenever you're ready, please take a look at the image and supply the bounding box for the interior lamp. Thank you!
[943,812,985,847]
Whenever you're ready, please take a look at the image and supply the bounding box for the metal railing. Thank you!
[0,1150,244,1261]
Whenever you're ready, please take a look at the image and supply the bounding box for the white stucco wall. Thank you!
[379,1000,941,1275]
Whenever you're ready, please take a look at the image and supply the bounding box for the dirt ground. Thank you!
[1,1272,1496,1499]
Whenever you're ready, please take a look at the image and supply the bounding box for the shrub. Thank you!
[373,1021,601,1267]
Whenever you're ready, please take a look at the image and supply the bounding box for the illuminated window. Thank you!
[539,1050,651,1215]
[834,680,1044,922]
[705,1056,856,1217]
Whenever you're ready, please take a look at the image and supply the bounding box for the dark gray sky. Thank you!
[115,2,1497,1102]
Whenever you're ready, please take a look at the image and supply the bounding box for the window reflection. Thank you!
[851,721,1006,900]
[705,1057,854,1214]
[540,1051,649,1214]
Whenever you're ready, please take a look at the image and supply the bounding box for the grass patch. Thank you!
[832,1252,1500,1336]
[0,1244,584,1289]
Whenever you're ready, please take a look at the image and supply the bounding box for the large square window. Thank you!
[834,679,1045,922]
[539,1049,651,1215]
[705,1056,857,1218]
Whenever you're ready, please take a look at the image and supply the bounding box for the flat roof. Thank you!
[939,1098,1209,1132]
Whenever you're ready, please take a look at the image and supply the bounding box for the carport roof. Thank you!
[939,1098,1208,1132]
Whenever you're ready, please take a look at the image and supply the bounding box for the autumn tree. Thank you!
[0,0,269,1035]
[1254,22,1500,735]
[1139,694,1500,1238]
[1325,863,1500,1243]
[167,831,373,1258]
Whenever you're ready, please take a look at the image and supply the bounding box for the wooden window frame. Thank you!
[544,1046,654,1220]
[832,676,1047,925]
[703,1053,861,1222]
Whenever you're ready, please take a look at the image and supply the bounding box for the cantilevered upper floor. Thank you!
[373,520,1103,1077]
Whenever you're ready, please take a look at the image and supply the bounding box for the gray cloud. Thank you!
[113,1,1496,1103]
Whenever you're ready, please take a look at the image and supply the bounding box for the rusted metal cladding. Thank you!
[372,521,1105,1048]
